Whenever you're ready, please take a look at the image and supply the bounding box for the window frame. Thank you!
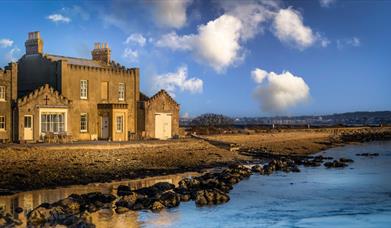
[80,113,88,133]
[0,116,5,130]
[118,83,125,101]
[80,80,88,100]
[116,115,124,133]
[0,86,5,101]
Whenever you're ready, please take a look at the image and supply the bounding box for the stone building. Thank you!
[0,31,179,143]
[0,63,17,142]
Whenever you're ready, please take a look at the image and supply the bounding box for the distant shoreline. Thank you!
[0,127,390,195]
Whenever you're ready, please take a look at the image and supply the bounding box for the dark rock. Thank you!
[159,191,180,208]
[152,182,175,192]
[151,201,165,212]
[195,188,230,206]
[339,158,354,163]
[324,160,348,168]
[15,207,23,214]
[117,185,132,196]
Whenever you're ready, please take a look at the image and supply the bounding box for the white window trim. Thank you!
[38,108,68,136]
[80,113,88,133]
[0,86,5,102]
[116,115,124,133]
[0,116,5,131]
[80,80,88,100]
[118,83,125,101]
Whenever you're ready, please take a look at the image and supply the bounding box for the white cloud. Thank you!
[155,32,194,51]
[154,66,203,97]
[252,68,310,113]
[182,112,191,119]
[272,8,317,49]
[5,47,21,62]
[156,14,243,72]
[153,0,192,29]
[222,1,276,41]
[337,37,361,49]
[251,68,268,84]
[320,0,336,8]
[122,48,139,62]
[47,14,71,23]
[125,33,146,47]
[0,39,13,48]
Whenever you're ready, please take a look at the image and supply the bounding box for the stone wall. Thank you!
[0,63,17,142]
[143,90,180,139]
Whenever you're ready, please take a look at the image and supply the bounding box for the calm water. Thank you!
[1,141,391,227]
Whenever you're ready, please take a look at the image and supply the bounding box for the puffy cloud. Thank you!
[222,1,276,41]
[153,0,192,29]
[0,39,13,48]
[252,68,310,113]
[251,68,268,83]
[5,47,21,62]
[125,33,146,47]
[122,48,139,62]
[153,66,203,96]
[320,0,336,8]
[46,14,71,23]
[156,14,243,72]
[272,8,317,49]
[337,37,361,49]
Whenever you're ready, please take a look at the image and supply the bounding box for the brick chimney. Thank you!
[25,31,44,55]
[91,42,111,65]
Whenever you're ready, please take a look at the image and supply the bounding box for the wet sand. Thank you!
[0,127,390,194]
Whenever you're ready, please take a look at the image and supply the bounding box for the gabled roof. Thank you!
[145,90,179,107]
[17,84,71,107]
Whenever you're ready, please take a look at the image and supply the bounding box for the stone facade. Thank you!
[0,63,17,142]
[0,31,180,143]
[138,90,180,139]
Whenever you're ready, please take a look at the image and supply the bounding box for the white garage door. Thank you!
[155,113,172,140]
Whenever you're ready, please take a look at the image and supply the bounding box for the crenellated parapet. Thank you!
[17,84,71,107]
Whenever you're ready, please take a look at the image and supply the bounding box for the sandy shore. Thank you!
[0,127,390,194]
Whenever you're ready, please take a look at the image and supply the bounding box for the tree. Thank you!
[190,113,233,126]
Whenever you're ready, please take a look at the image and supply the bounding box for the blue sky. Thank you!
[0,0,390,117]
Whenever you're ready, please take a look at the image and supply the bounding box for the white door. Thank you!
[155,113,172,140]
[101,116,109,139]
[24,115,33,140]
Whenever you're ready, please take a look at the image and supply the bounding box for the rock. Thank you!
[117,185,132,196]
[152,182,175,192]
[159,191,180,208]
[324,160,348,168]
[151,201,165,212]
[339,158,354,163]
[251,165,263,173]
[15,207,23,214]
[27,203,53,226]
[195,188,230,206]
[115,192,139,209]
[291,166,301,172]
[115,207,130,214]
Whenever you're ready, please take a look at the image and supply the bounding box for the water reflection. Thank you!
[0,172,198,227]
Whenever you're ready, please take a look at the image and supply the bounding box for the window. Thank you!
[116,115,123,132]
[0,86,5,101]
[80,80,88,99]
[0,116,5,130]
[80,113,88,132]
[41,113,65,133]
[24,116,32,128]
[118,83,125,101]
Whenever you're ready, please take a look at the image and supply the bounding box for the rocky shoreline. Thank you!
[1,152,362,227]
[0,127,390,196]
